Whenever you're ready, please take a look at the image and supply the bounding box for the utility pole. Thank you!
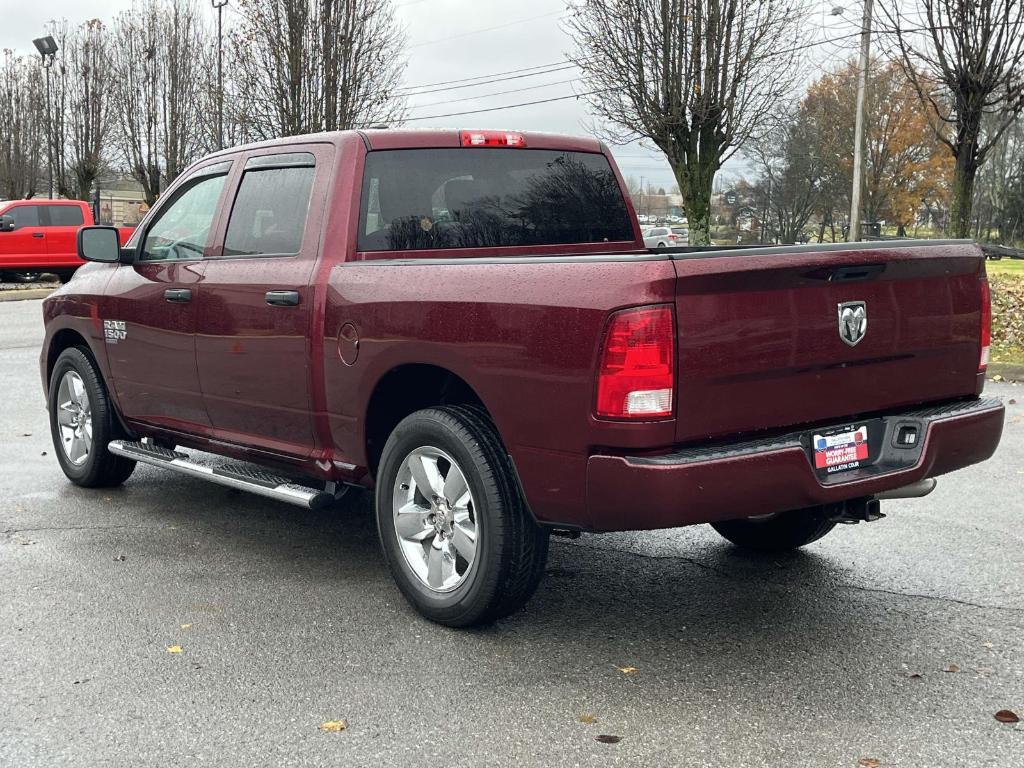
[32,36,58,199]
[848,0,873,242]
[212,0,228,150]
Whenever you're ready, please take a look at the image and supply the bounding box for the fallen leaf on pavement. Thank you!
[858,759,881,768]
[180,623,192,630]
[166,645,182,654]
[578,714,598,724]
[907,672,923,679]
[982,642,995,648]
[595,735,622,744]
[944,664,960,673]
[1009,398,1017,405]
[112,554,126,562]
[319,720,347,732]
[994,710,1020,724]
[616,666,638,675]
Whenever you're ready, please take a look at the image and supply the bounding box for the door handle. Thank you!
[164,288,192,303]
[32,232,44,238]
[265,290,300,307]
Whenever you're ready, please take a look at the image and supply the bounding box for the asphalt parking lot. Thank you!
[1,297,1022,767]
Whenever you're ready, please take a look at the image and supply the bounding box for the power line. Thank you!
[396,19,865,99]
[400,63,580,96]
[409,10,565,49]
[403,30,868,119]
[403,89,607,122]
[410,77,580,109]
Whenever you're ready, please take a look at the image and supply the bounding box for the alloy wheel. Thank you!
[56,370,92,466]
[392,446,478,592]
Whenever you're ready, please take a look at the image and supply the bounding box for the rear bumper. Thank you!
[585,397,1005,531]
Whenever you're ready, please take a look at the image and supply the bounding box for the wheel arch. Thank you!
[43,326,134,438]
[45,328,96,389]
[363,363,488,478]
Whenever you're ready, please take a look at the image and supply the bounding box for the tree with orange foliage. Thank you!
[802,59,952,237]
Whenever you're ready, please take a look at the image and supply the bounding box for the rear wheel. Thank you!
[711,507,836,552]
[48,347,136,487]
[375,406,549,627]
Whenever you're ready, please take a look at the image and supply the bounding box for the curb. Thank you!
[988,362,1024,382]
[0,288,55,302]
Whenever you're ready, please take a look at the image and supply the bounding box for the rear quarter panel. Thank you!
[323,257,678,524]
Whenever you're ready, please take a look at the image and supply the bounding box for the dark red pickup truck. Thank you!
[40,129,1004,626]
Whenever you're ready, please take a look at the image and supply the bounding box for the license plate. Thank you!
[812,424,870,474]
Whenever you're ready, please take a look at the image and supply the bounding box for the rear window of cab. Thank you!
[357,148,634,251]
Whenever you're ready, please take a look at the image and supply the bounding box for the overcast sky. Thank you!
[1,0,861,193]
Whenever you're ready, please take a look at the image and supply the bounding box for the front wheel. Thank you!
[48,347,136,487]
[711,508,836,552]
[375,406,549,627]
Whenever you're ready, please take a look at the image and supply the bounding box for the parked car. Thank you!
[41,129,1004,627]
[671,226,689,243]
[0,199,133,283]
[643,226,678,249]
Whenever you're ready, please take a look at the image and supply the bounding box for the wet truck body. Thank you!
[39,129,1004,625]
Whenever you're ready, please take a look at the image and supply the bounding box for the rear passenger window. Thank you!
[8,206,41,228]
[223,153,315,257]
[46,205,85,226]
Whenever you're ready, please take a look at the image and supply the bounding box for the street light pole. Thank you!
[212,0,228,150]
[32,36,59,199]
[848,0,873,242]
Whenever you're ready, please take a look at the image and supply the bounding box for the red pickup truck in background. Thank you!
[39,129,1005,627]
[0,199,133,283]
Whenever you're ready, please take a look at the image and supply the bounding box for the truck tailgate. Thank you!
[671,242,986,443]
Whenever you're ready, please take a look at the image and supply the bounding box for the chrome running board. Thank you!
[107,440,335,510]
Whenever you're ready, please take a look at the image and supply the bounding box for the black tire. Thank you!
[375,405,549,627]
[711,507,836,552]
[7,271,46,284]
[48,347,136,488]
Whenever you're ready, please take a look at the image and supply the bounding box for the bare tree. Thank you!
[159,0,214,181]
[884,0,1024,237]
[110,4,161,204]
[110,0,214,205]
[229,0,407,140]
[63,20,113,201]
[566,0,808,244]
[0,51,45,199]
[747,105,824,244]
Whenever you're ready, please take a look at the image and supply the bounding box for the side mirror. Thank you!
[77,226,123,263]
[0,214,14,232]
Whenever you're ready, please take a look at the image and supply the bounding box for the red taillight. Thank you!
[980,277,991,372]
[595,305,675,419]
[460,130,526,147]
